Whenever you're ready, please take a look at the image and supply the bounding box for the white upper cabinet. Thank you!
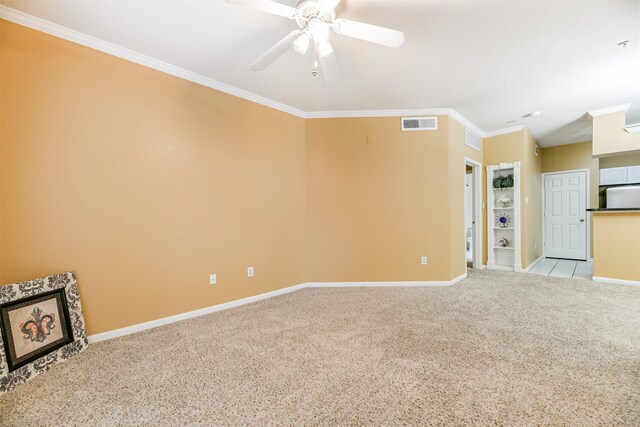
[600,167,628,185]
[629,165,640,184]
[600,165,640,185]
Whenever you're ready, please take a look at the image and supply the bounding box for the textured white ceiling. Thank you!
[2,0,640,146]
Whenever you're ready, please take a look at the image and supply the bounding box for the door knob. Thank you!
[580,219,585,222]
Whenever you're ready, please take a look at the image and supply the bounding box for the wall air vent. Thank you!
[465,128,481,151]
[401,117,438,131]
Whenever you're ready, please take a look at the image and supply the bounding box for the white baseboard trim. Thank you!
[592,276,640,287]
[87,282,307,343]
[524,255,544,272]
[486,265,514,272]
[87,274,469,343]
[451,273,468,284]
[307,273,467,288]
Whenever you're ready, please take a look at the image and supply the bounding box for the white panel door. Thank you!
[544,171,587,260]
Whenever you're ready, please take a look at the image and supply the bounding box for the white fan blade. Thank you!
[333,18,404,48]
[315,41,341,84]
[226,0,297,19]
[319,0,341,10]
[251,30,301,71]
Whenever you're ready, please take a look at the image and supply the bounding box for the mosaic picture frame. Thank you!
[0,272,88,394]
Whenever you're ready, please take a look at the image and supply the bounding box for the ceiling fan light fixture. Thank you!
[316,39,334,58]
[308,18,330,42]
[293,33,311,54]
[228,0,405,83]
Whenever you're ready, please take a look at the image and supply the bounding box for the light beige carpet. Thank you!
[1,269,639,425]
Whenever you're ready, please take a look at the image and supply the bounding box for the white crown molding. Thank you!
[304,108,453,119]
[449,109,485,137]
[0,6,486,136]
[0,5,307,118]
[87,274,467,343]
[588,103,631,118]
[483,125,525,138]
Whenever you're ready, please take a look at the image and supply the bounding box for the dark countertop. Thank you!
[587,208,640,212]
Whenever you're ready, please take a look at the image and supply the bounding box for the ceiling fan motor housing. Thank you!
[295,0,335,29]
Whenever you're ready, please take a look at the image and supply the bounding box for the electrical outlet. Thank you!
[421,256,428,265]
[209,274,216,285]
[247,266,254,277]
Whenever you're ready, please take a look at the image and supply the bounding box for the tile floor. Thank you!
[527,258,593,280]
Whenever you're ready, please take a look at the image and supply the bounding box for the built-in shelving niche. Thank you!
[487,162,521,271]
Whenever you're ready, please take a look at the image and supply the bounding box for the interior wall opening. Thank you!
[464,158,483,270]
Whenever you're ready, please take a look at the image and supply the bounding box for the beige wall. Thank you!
[592,213,640,282]
[305,116,478,283]
[541,141,598,255]
[592,111,640,157]
[448,119,482,278]
[305,116,455,282]
[522,129,542,268]
[0,21,572,338]
[600,153,640,168]
[1,22,307,335]
[2,22,480,336]
[482,131,526,165]
[481,129,542,268]
[542,141,599,206]
[482,130,524,266]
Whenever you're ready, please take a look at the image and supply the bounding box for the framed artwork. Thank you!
[0,272,88,394]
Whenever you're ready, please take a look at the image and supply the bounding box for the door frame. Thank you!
[464,157,483,270]
[541,168,590,261]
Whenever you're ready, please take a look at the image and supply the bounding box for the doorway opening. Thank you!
[464,157,483,270]
[465,166,473,266]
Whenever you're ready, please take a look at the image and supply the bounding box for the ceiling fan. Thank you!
[226,0,405,84]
